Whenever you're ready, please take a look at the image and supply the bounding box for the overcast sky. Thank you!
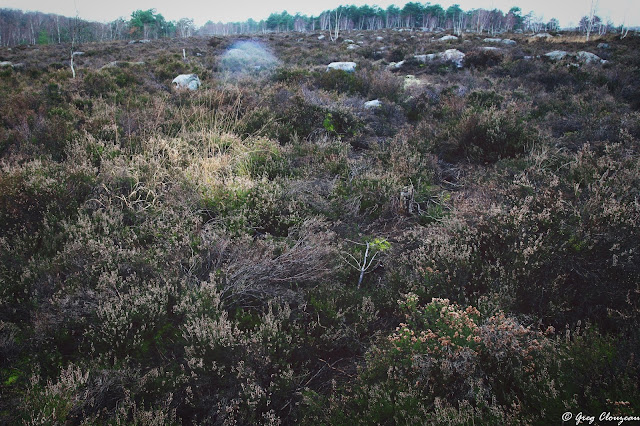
[1,0,638,28]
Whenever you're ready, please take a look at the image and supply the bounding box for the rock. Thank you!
[0,61,13,67]
[577,51,606,64]
[343,39,354,44]
[376,36,384,41]
[480,46,502,52]
[597,43,610,49]
[72,51,85,56]
[483,38,516,46]
[441,49,465,68]
[396,49,464,68]
[128,39,151,44]
[318,35,325,40]
[347,44,359,50]
[544,50,606,64]
[327,61,357,73]
[364,99,382,109]
[172,74,201,90]
[438,35,458,42]
[545,50,568,61]
[534,33,553,39]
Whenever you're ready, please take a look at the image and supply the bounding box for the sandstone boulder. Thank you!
[364,99,382,109]
[172,74,201,90]
[327,62,357,73]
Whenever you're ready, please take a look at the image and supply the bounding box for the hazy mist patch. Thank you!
[220,40,279,74]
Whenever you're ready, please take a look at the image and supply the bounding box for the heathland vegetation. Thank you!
[0,5,639,424]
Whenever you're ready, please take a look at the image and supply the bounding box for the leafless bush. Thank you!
[200,217,338,307]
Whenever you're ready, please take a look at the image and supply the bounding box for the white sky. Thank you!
[0,0,637,28]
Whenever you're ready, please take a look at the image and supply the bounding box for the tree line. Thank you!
[0,3,629,47]
[0,8,195,47]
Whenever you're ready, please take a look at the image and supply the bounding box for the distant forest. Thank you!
[0,2,621,47]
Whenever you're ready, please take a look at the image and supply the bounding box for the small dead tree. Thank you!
[342,238,390,288]
[70,9,80,78]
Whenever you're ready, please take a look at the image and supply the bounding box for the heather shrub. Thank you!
[242,88,362,143]
[449,105,535,163]
[464,49,504,69]
[2,29,640,426]
[364,68,403,103]
[315,69,367,96]
[305,296,550,424]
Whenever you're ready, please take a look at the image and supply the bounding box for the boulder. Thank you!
[343,39,354,44]
[501,39,517,46]
[414,54,437,63]
[327,62,357,73]
[440,49,465,68]
[597,43,610,49]
[347,44,359,50]
[318,35,325,40]
[544,50,606,64]
[533,33,553,39]
[0,61,13,67]
[483,38,503,43]
[398,49,465,68]
[376,36,384,41]
[172,74,201,90]
[480,46,502,52]
[545,50,568,61]
[577,51,606,64]
[438,35,458,42]
[364,99,382,109]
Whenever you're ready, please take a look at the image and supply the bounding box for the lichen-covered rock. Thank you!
[327,62,357,73]
[440,49,465,68]
[545,50,568,61]
[483,38,516,46]
[438,35,458,42]
[544,50,606,65]
[577,51,606,64]
[364,99,382,109]
[172,74,201,90]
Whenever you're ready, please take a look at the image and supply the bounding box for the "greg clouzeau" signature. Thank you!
[562,411,640,425]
